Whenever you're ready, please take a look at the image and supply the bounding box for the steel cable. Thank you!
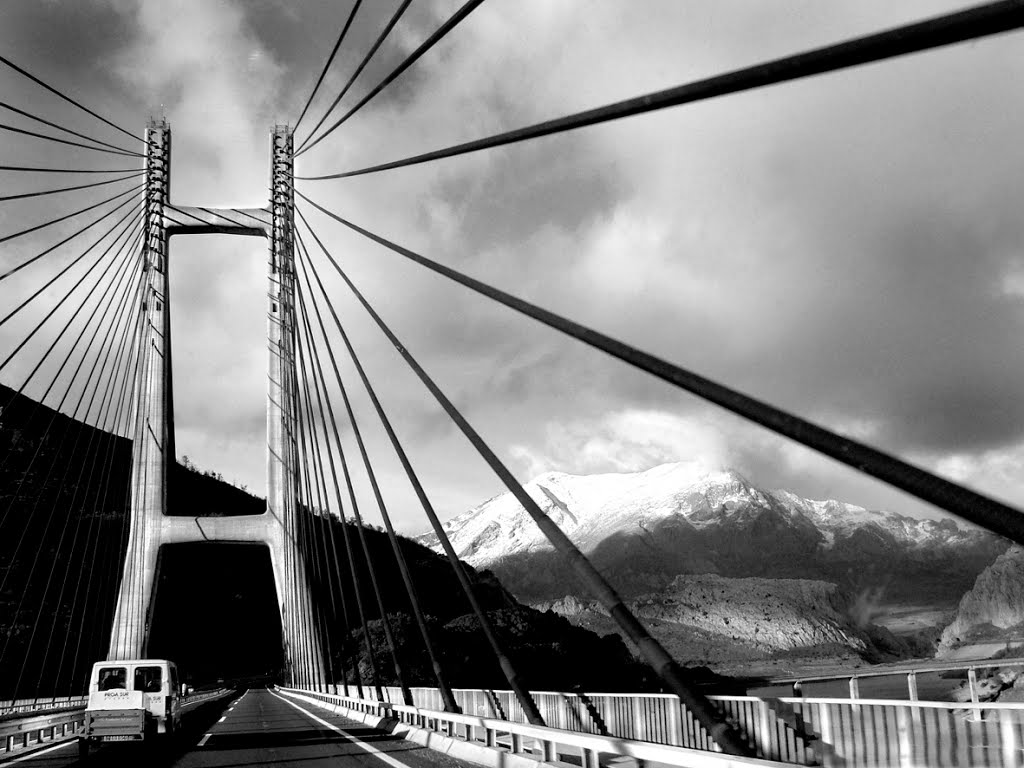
[0,121,142,157]
[294,0,485,154]
[297,0,1024,179]
[294,266,413,703]
[294,233,459,710]
[0,171,145,203]
[0,182,145,274]
[296,217,546,726]
[299,213,755,756]
[294,0,413,155]
[297,196,1024,545]
[293,0,365,132]
[0,100,143,156]
[0,53,143,145]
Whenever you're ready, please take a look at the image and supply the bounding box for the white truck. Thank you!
[79,659,182,757]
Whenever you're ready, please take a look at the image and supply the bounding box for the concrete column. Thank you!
[105,122,324,687]
[269,126,324,687]
[108,120,172,660]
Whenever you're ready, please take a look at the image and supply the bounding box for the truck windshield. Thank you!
[134,666,163,693]
[98,667,127,690]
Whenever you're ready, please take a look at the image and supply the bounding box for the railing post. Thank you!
[848,676,860,700]
[906,672,918,701]
[968,668,981,721]
[542,739,556,762]
[897,705,915,768]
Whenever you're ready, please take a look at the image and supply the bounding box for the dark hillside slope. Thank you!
[0,385,661,698]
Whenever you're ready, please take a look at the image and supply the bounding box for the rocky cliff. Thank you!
[537,574,869,654]
[938,545,1024,656]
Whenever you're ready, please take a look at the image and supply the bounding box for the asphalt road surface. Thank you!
[7,688,474,768]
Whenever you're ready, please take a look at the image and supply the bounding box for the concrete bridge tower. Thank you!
[107,120,324,688]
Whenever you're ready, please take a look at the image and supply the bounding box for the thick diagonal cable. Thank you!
[50,261,144,693]
[296,0,484,150]
[283,282,354,696]
[0,229,144,545]
[0,182,145,275]
[0,53,143,145]
[0,121,142,158]
[288,305,359,695]
[0,165,139,174]
[0,218,143,482]
[293,0,365,131]
[0,223,143,534]
[301,217,757,754]
[299,196,1024,545]
[0,101,143,156]
[293,283,376,697]
[17,259,143,699]
[70,298,145,690]
[0,216,143,444]
[7,280,140,697]
[296,230,458,709]
[297,220,545,725]
[80,296,145,680]
[298,0,1024,178]
[294,264,412,704]
[6,278,139,696]
[0,195,143,337]
[295,270,395,693]
[0,170,144,203]
[296,311,374,692]
[290,343,339,690]
[294,0,413,155]
[284,300,385,696]
[290,286,346,689]
[0,254,143,675]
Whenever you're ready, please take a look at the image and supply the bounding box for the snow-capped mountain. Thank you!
[417,462,1007,606]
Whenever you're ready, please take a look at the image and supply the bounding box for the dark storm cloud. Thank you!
[3,0,1022,530]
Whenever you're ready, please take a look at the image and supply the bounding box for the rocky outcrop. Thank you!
[938,546,1024,655]
[536,574,880,662]
[628,574,868,653]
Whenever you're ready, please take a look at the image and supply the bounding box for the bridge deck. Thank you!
[8,689,476,768]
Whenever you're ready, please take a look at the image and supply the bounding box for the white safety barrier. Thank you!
[291,685,1024,767]
[279,686,784,768]
[0,687,231,758]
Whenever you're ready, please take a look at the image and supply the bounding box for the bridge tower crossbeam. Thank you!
[107,120,324,688]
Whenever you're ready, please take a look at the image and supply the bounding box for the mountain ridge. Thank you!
[417,462,1007,607]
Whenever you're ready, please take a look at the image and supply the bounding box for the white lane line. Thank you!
[4,739,76,764]
[268,689,410,768]
[198,733,213,747]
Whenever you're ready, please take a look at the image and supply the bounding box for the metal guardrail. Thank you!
[0,688,231,758]
[278,687,778,768]
[285,684,1024,767]
[765,656,1024,702]
[0,708,85,757]
[0,696,88,717]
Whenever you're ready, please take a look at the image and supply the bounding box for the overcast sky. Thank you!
[1,0,1022,534]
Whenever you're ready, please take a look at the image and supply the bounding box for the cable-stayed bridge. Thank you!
[1,2,1024,766]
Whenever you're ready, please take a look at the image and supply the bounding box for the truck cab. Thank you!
[80,659,181,755]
